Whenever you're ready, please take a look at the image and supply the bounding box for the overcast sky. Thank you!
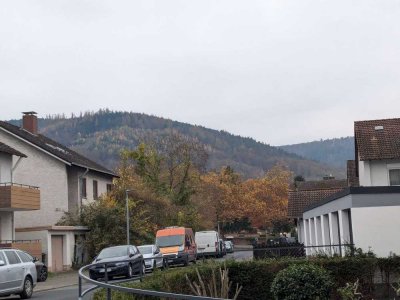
[1,1,400,145]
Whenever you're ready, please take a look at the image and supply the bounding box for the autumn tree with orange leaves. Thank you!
[242,165,292,229]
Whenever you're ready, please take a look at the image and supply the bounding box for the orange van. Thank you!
[155,227,196,266]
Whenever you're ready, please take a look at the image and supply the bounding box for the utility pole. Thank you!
[125,190,130,245]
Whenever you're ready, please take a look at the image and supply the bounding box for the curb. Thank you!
[35,283,78,292]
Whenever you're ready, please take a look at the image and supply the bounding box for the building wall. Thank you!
[16,229,77,271]
[359,159,400,187]
[0,152,12,182]
[351,206,400,257]
[0,129,69,228]
[0,211,13,240]
[81,171,112,206]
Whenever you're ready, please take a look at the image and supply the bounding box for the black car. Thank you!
[23,251,48,282]
[89,245,144,281]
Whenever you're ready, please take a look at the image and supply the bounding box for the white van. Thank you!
[195,231,221,257]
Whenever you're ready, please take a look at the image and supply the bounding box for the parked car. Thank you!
[195,231,221,258]
[0,248,37,299]
[89,245,144,281]
[138,245,164,271]
[17,251,48,282]
[224,241,234,253]
[156,227,197,266]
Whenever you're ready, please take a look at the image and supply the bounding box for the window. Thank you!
[4,251,21,265]
[0,251,6,264]
[82,178,87,198]
[93,180,98,200]
[106,184,113,193]
[17,251,33,263]
[389,169,400,186]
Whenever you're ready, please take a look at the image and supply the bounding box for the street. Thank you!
[0,250,253,300]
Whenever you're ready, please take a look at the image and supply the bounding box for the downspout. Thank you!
[79,168,89,211]
[11,156,23,183]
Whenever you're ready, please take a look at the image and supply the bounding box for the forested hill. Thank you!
[10,110,345,179]
[280,137,355,169]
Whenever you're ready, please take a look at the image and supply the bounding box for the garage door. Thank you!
[51,235,64,272]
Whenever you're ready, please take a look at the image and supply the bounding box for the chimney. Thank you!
[22,111,38,135]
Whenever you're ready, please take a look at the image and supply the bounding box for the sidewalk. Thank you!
[35,270,80,292]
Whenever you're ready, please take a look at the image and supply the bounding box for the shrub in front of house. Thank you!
[270,263,334,300]
[92,256,400,300]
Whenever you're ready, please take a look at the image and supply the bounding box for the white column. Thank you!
[338,210,351,256]
[321,214,331,255]
[310,218,316,254]
[329,212,340,255]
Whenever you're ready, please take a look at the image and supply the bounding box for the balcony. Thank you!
[0,183,40,211]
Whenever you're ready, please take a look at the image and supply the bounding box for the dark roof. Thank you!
[287,179,348,219]
[290,179,348,191]
[0,121,117,177]
[355,118,400,161]
[304,186,400,212]
[0,142,27,158]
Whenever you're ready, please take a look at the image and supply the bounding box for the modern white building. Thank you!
[290,118,400,257]
[0,112,117,271]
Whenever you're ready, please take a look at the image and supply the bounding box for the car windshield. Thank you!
[97,246,128,259]
[138,246,153,254]
[156,235,184,247]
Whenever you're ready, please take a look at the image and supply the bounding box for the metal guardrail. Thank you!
[0,182,39,189]
[78,256,229,300]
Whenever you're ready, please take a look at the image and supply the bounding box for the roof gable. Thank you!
[0,121,116,177]
[355,118,400,161]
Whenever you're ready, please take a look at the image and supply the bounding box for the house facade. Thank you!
[290,118,400,257]
[0,112,117,271]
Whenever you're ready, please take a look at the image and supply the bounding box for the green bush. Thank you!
[92,257,400,300]
[271,264,334,300]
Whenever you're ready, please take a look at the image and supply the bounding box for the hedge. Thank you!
[93,256,400,300]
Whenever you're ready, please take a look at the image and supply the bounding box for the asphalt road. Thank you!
[0,250,253,300]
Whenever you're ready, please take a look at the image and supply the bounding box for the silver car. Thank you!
[138,245,164,271]
[0,249,37,299]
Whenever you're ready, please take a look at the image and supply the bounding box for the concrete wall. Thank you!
[359,159,400,187]
[0,129,69,228]
[351,206,400,257]
[0,153,12,183]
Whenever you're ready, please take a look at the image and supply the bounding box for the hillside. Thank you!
[280,137,355,169]
[10,110,345,179]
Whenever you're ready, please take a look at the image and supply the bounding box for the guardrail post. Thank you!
[104,263,111,300]
[78,275,82,299]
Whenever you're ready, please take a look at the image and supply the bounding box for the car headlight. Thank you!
[115,262,128,267]
[178,245,184,252]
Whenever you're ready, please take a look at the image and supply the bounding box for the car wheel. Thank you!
[38,266,48,282]
[127,263,133,278]
[20,277,33,299]
[183,257,189,266]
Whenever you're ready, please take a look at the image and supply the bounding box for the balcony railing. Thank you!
[0,182,40,211]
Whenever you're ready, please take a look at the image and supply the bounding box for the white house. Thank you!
[0,112,117,271]
[0,142,40,242]
[290,118,400,257]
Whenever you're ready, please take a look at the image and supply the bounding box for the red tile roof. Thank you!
[287,179,348,219]
[355,118,400,161]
